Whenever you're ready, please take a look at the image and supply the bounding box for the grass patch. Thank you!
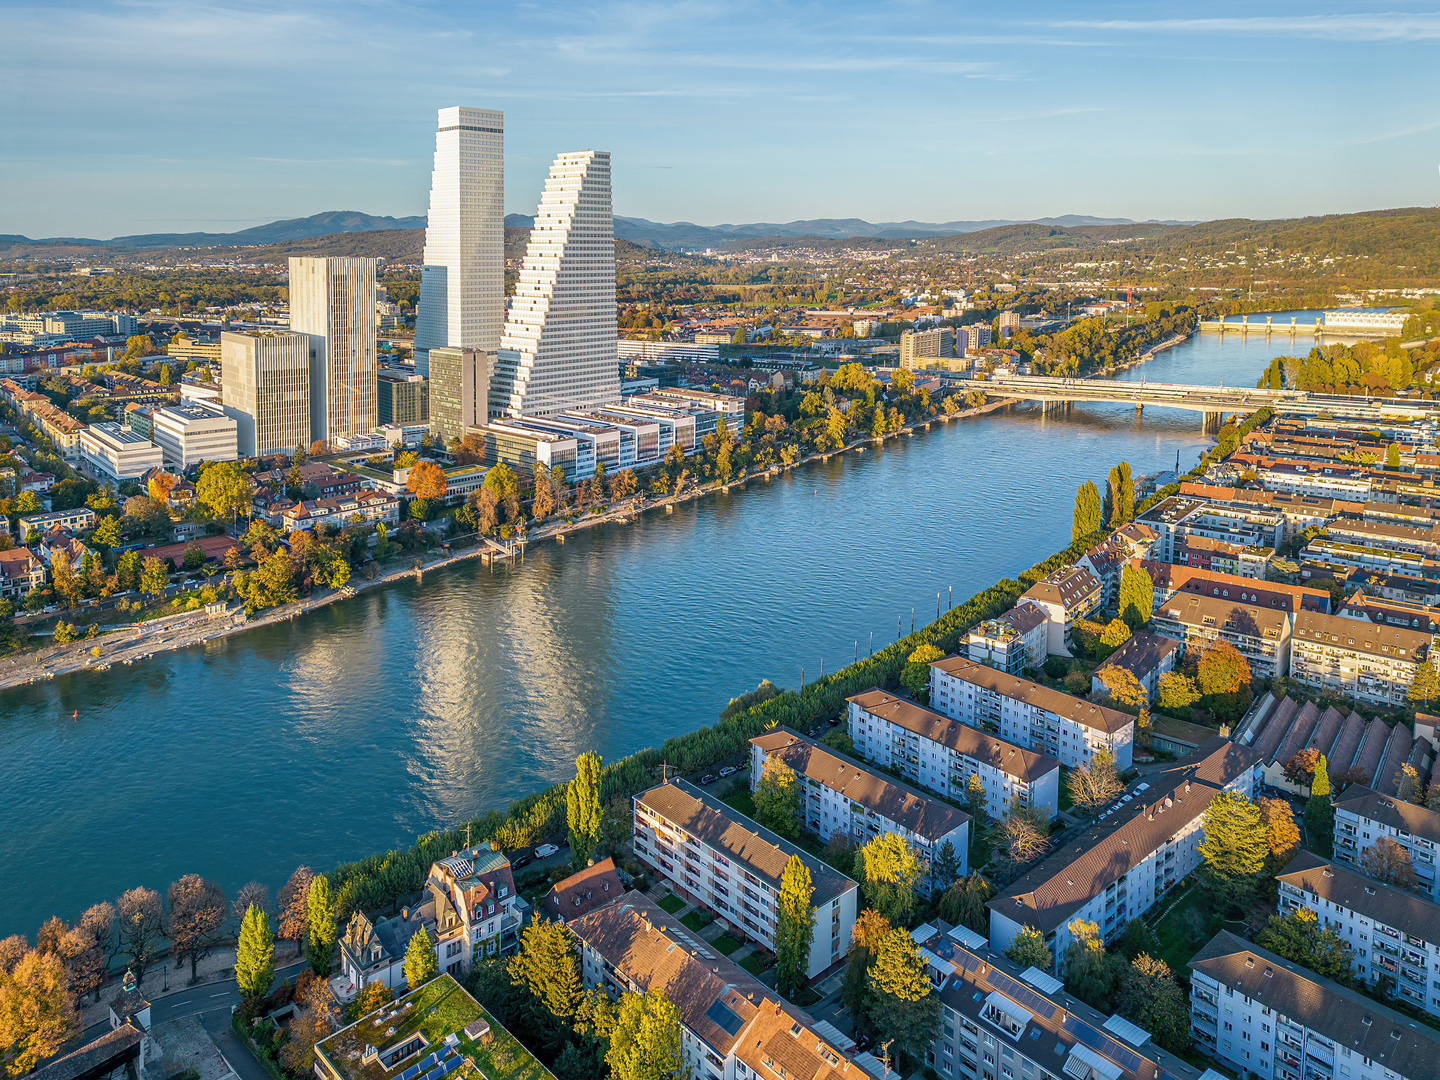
[713,933,743,956]
[1057,766,1074,812]
[681,910,713,932]
[656,892,685,915]
[723,789,757,818]
[1148,886,1223,977]
[740,951,774,976]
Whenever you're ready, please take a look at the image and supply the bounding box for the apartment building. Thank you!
[964,604,1048,675]
[929,656,1135,770]
[1288,609,1433,706]
[1090,633,1179,704]
[989,737,1261,961]
[568,892,882,1080]
[1137,495,1284,562]
[0,548,46,600]
[1018,564,1102,657]
[19,508,96,536]
[1149,592,1292,680]
[911,922,1204,1080]
[1334,786,1440,901]
[1189,931,1439,1080]
[849,689,1060,821]
[281,490,401,532]
[150,400,238,469]
[1078,526,1158,607]
[540,858,623,926]
[750,727,970,892]
[632,779,858,980]
[899,327,954,370]
[1338,589,1440,632]
[1326,516,1440,557]
[1301,535,1440,580]
[1257,461,1374,500]
[1139,558,1331,614]
[1276,851,1440,1019]
[77,423,163,484]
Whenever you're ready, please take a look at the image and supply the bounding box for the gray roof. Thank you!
[929,656,1135,734]
[1276,850,1440,949]
[1094,632,1178,681]
[1334,785,1440,844]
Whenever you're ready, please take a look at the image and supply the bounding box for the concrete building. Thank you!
[492,150,619,417]
[957,324,991,353]
[929,655,1135,770]
[150,400,238,468]
[989,737,1261,961]
[289,256,378,444]
[1276,850,1440,1019]
[426,346,487,444]
[964,604,1048,675]
[1189,930,1439,1080]
[376,363,429,426]
[1149,592,1293,680]
[1301,535,1436,579]
[1137,495,1284,562]
[1334,786,1440,901]
[468,416,581,481]
[77,423,163,483]
[1018,564,1102,657]
[1257,462,1374,501]
[898,327,954,369]
[220,331,313,457]
[1288,609,1434,706]
[1139,558,1331,614]
[848,689,1061,821]
[750,727,970,892]
[1090,632,1179,704]
[632,778,858,980]
[414,106,505,376]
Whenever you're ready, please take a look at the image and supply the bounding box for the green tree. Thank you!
[1114,919,1160,962]
[566,752,603,869]
[1062,920,1119,1010]
[866,929,940,1067]
[1117,563,1153,629]
[509,918,585,1029]
[931,840,962,891]
[936,872,993,934]
[1072,480,1102,540]
[0,949,78,1076]
[91,515,121,549]
[1311,754,1330,799]
[1155,671,1200,711]
[140,556,168,598]
[196,461,251,522]
[1098,617,1131,654]
[775,855,816,1000]
[605,989,683,1080]
[1387,442,1400,469]
[234,905,275,1004]
[854,832,923,926]
[1409,662,1440,709]
[753,756,801,840]
[402,928,438,990]
[304,875,335,974]
[963,774,988,822]
[1116,954,1189,1054]
[901,642,943,702]
[840,910,892,1040]
[1255,908,1356,986]
[1197,790,1267,906]
[1305,756,1335,857]
[480,463,521,522]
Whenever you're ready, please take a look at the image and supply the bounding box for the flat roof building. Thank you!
[78,422,163,483]
[150,399,238,469]
[220,331,312,457]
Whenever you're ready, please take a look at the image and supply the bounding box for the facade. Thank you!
[964,603,1048,675]
[424,842,525,966]
[376,364,429,426]
[1019,564,1102,656]
[848,688,1061,821]
[150,400,238,468]
[750,727,970,892]
[220,331,312,457]
[1334,786,1440,901]
[1189,931,1439,1080]
[492,150,619,417]
[77,423,163,483]
[469,417,581,480]
[1149,592,1293,680]
[1138,495,1285,562]
[19,508,96,536]
[929,655,1136,770]
[899,327,954,369]
[989,737,1261,961]
[414,106,505,377]
[289,256,379,444]
[427,346,487,444]
[1140,557,1331,614]
[282,491,400,533]
[1288,609,1433,706]
[1301,535,1434,578]
[632,778,858,980]
[0,548,46,600]
[1090,632,1179,704]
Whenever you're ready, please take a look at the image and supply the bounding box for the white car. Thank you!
[718,766,737,777]
[534,843,559,859]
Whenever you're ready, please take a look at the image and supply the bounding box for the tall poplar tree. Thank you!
[304,876,336,975]
[567,752,604,869]
[1073,480,1102,541]
[235,905,275,1004]
[775,856,815,1000]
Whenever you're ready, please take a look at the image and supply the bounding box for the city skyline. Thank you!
[5,1,1440,238]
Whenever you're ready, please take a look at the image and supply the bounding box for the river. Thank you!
[0,319,1307,938]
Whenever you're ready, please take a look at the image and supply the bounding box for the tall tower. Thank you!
[288,256,378,445]
[414,106,504,378]
[492,150,618,417]
[219,331,312,457]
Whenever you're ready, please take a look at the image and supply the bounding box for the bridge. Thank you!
[1197,316,1323,337]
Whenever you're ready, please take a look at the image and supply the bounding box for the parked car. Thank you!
[511,852,533,869]
[534,843,559,859]
[807,728,819,737]
[700,774,717,785]
[718,766,737,778]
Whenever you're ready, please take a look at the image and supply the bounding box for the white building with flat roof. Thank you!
[151,400,238,468]
[78,423,163,483]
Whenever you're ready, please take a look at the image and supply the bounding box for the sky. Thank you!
[4,0,1440,238]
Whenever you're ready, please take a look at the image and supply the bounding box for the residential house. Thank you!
[963,603,1048,675]
[1288,610,1434,707]
[1018,564,1102,657]
[1334,786,1440,902]
[540,858,623,925]
[0,547,45,600]
[1138,558,1330,614]
[1149,592,1292,680]
[1090,632,1179,704]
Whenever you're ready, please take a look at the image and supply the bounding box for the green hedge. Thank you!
[326,529,1110,919]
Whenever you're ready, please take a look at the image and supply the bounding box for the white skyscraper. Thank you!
[414,106,504,378]
[288,256,378,445]
[492,150,619,417]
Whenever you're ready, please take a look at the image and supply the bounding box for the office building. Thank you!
[1189,931,1438,1080]
[288,256,378,444]
[632,778,858,980]
[492,150,619,417]
[426,346,487,444]
[376,363,429,426]
[899,327,954,369]
[78,423,163,484]
[220,331,312,457]
[150,400,238,469]
[414,107,504,377]
[750,727,970,893]
[1334,786,1440,901]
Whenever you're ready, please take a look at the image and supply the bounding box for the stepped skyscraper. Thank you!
[414,106,504,382]
[491,150,619,417]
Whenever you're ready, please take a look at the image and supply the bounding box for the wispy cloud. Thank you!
[1056,13,1440,42]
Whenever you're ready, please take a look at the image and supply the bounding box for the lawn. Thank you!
[740,951,774,976]
[713,933,743,956]
[657,892,685,915]
[1057,766,1074,812]
[1147,886,1224,977]
[681,910,714,932]
[723,789,757,818]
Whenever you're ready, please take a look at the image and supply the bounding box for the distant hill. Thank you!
[0,211,427,254]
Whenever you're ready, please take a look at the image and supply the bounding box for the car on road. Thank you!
[807,728,819,737]
[700,774,717,785]
[718,766,737,778]
[534,843,559,859]
[511,852,534,869]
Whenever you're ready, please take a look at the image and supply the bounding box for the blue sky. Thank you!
[4,0,1440,238]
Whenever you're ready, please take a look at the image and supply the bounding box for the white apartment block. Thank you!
[150,400,238,468]
[1301,535,1436,579]
[78,422,163,483]
[632,779,858,980]
[1189,930,1438,1080]
[1257,463,1373,501]
[414,106,504,376]
[1136,495,1284,561]
[220,331,313,457]
[848,689,1060,822]
[1288,609,1434,707]
[1149,591,1293,681]
[1276,851,1440,1020]
[749,727,970,894]
[569,891,880,1080]
[289,256,378,444]
[989,737,1260,962]
[1334,786,1440,901]
[965,603,1048,676]
[492,150,619,417]
[929,656,1135,770]
[1018,564,1102,657]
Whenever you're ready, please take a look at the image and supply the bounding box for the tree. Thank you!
[1067,749,1124,817]
[406,460,447,501]
[0,942,23,980]
[775,855,816,1000]
[1115,918,1160,962]
[1283,748,1320,787]
[1006,927,1051,971]
[840,910,892,1039]
[403,929,438,990]
[1096,664,1145,711]
[196,461,251,522]
[481,463,522,522]
[0,949,78,1076]
[1257,797,1301,868]
[531,467,555,519]
[931,840,962,891]
[182,542,206,571]
[937,872,993,934]
[346,981,393,1022]
[1106,464,1135,528]
[304,875,336,974]
[854,832,924,926]
[140,556,168,598]
[509,918,584,1029]
[232,881,270,929]
[1198,790,1267,905]
[1311,754,1331,799]
[167,875,228,983]
[91,515,121,549]
[1197,639,1251,696]
[1397,763,1425,804]
[1408,662,1440,709]
[235,905,276,1004]
[713,414,733,483]
[900,643,943,702]
[471,487,499,533]
[280,995,336,1075]
[1062,920,1118,1010]
[1116,954,1189,1053]
[115,887,164,981]
[567,752,603,869]
[1388,442,1401,469]
[753,756,801,840]
[867,929,940,1066]
[1359,836,1419,889]
[1255,908,1356,986]
[1117,563,1153,629]
[1073,480,1102,540]
[148,471,179,503]
[963,774,988,822]
[1000,804,1050,865]
[292,444,309,466]
[50,551,82,609]
[605,989,683,1080]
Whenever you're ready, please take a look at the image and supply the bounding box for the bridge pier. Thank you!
[1202,410,1224,434]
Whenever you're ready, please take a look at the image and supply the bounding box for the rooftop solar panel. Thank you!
[705,999,746,1037]
[1061,1015,1145,1073]
[987,969,1058,1021]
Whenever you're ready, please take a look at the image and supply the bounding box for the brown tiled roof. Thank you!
[1139,557,1329,613]
[541,857,623,922]
[928,656,1134,735]
[1020,564,1100,611]
[1094,632,1178,681]
[1189,931,1440,1076]
[751,727,970,839]
[846,689,1060,781]
[734,998,878,1080]
[31,1022,143,1080]
[1291,609,1431,662]
[1334,785,1440,844]
[1000,603,1047,636]
[1277,851,1440,948]
[1152,591,1291,638]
